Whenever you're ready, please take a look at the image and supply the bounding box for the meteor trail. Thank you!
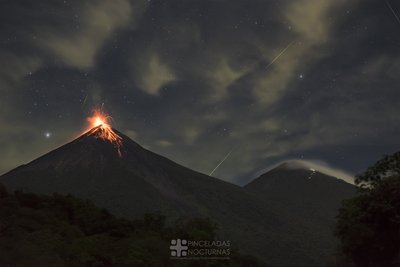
[82,94,88,109]
[209,149,234,176]
[386,1,400,25]
[208,42,293,177]
[264,41,294,70]
[211,45,293,177]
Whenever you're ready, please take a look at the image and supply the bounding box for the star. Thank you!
[299,74,304,79]
[44,132,52,138]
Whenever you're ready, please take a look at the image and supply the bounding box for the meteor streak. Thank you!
[209,149,234,176]
[207,43,293,177]
[264,42,294,70]
[82,94,88,109]
[210,44,293,177]
[386,1,400,25]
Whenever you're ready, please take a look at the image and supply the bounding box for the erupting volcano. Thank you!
[0,106,358,267]
[85,108,123,157]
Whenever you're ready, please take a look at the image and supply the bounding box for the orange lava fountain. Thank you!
[86,108,123,157]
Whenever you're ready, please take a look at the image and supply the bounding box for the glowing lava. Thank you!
[86,109,123,157]
[87,110,111,128]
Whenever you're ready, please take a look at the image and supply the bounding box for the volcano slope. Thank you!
[0,126,353,266]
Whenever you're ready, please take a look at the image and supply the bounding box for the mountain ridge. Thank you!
[253,159,355,185]
[245,164,356,236]
[0,126,355,266]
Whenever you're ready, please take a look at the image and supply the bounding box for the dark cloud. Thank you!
[1,0,399,185]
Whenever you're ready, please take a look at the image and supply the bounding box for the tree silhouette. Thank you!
[336,152,400,266]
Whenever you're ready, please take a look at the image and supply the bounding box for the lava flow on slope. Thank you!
[85,108,123,157]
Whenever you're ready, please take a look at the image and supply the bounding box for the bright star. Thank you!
[45,132,51,138]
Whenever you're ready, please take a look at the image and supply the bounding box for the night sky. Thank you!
[1,0,399,185]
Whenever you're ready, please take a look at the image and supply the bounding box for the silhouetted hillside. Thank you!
[0,183,264,267]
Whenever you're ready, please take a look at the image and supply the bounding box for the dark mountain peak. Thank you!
[1,126,145,177]
[245,161,356,233]
[257,160,354,185]
[245,160,356,212]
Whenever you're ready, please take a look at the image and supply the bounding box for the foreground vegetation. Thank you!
[0,184,264,267]
[335,152,400,267]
